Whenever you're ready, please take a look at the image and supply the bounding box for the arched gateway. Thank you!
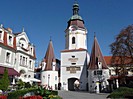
[68,78,79,91]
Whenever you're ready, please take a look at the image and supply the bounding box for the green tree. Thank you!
[0,68,10,91]
[17,79,25,89]
[110,25,133,85]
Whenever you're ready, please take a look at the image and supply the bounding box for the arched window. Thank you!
[72,37,75,44]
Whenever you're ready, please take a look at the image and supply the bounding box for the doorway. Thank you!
[68,78,78,91]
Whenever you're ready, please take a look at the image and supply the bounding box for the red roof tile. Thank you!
[104,56,133,65]
[89,36,108,69]
[42,40,57,71]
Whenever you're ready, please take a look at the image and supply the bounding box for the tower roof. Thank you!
[67,2,84,28]
[43,40,56,71]
[88,36,108,70]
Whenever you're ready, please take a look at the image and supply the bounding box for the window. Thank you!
[0,30,3,41]
[72,55,75,58]
[28,75,31,78]
[24,75,27,78]
[71,63,76,65]
[29,60,32,68]
[6,52,10,63]
[94,71,97,75]
[72,37,75,44]
[22,44,24,47]
[8,35,13,45]
[22,57,25,66]
[25,58,27,66]
[94,70,102,75]
[0,31,2,39]
[55,76,57,80]
[20,56,22,65]
[97,70,102,75]
[96,57,98,65]
[31,48,33,54]
[14,58,16,65]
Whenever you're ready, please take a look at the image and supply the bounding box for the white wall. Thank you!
[65,27,87,50]
[61,50,89,90]
[41,71,58,90]
[88,69,110,92]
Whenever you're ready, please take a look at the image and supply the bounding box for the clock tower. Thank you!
[65,2,87,50]
[61,2,90,91]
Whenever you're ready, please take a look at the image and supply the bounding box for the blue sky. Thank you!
[0,0,133,62]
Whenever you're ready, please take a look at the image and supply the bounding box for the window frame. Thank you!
[72,37,75,44]
[5,51,12,63]
[7,34,13,46]
[0,29,4,42]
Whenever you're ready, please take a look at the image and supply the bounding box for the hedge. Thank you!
[107,87,133,98]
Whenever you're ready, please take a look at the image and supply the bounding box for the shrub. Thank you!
[51,90,58,95]
[0,68,9,91]
[48,95,62,99]
[107,87,133,98]
[7,88,38,99]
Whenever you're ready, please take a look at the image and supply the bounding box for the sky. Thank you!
[0,0,133,62]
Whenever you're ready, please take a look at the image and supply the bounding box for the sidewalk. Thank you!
[58,90,109,99]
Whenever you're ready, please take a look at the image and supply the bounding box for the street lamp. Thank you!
[48,74,50,87]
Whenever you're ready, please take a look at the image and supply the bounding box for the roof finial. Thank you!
[94,32,96,38]
[73,0,79,15]
[0,24,3,28]
[22,27,25,32]
[50,36,52,41]
[74,0,77,4]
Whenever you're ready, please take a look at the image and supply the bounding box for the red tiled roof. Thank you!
[108,75,133,80]
[104,56,133,65]
[42,40,57,71]
[89,36,108,69]
[67,20,85,29]
[104,56,112,65]
[0,66,20,76]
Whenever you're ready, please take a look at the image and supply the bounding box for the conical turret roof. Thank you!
[42,40,56,71]
[89,36,108,70]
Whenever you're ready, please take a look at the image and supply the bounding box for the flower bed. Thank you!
[19,95,43,99]
[0,95,7,99]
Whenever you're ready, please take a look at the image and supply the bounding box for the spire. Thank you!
[73,0,79,15]
[42,40,56,71]
[0,24,3,28]
[67,1,84,28]
[94,32,96,38]
[89,36,108,69]
[50,36,52,41]
[22,27,25,32]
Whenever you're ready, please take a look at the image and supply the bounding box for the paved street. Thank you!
[58,90,109,99]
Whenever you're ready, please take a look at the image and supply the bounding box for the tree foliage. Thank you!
[0,68,10,91]
[110,25,133,76]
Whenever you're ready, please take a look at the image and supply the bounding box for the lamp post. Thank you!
[48,74,50,87]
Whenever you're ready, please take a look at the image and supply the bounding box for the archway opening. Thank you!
[68,78,78,91]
